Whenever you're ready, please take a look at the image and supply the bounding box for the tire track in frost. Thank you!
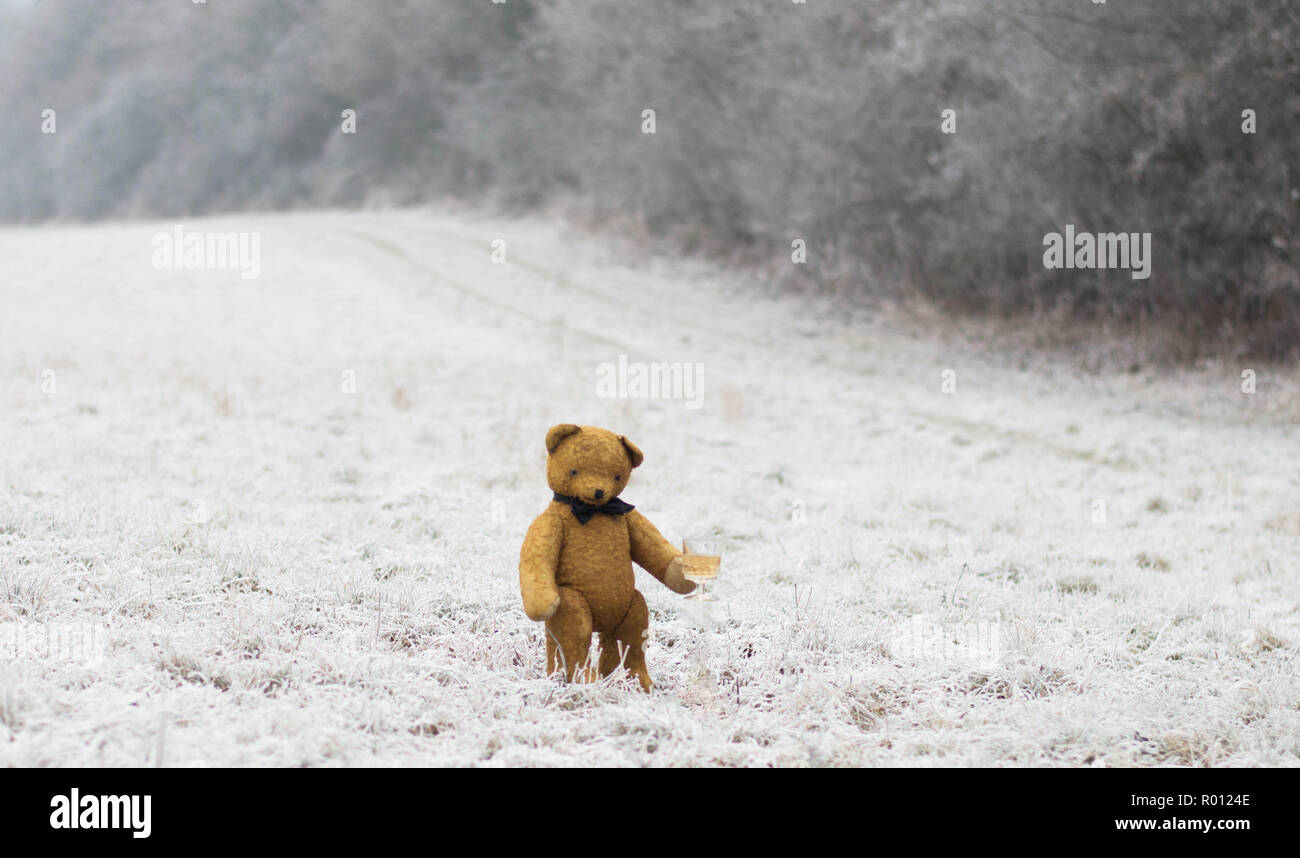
[374,220,1136,471]
[342,228,653,361]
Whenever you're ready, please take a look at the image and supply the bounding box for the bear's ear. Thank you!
[619,435,644,468]
[545,423,582,454]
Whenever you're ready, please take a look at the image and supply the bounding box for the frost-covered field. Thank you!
[2,208,1298,767]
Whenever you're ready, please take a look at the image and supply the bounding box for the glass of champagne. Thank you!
[681,537,722,601]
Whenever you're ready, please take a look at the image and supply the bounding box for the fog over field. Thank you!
[2,0,1297,355]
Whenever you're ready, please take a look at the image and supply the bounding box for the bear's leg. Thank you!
[598,633,625,678]
[608,589,652,693]
[544,586,596,683]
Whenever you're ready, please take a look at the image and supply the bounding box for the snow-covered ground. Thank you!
[1,208,1298,766]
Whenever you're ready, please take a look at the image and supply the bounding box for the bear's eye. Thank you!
[614,474,622,481]
[569,469,578,476]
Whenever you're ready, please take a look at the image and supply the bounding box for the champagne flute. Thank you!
[681,537,722,601]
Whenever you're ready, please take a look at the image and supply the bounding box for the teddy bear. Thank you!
[518,423,695,691]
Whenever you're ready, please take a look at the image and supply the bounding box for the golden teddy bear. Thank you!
[518,423,695,691]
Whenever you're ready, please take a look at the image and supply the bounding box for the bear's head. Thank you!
[545,424,643,506]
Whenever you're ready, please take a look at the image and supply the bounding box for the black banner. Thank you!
[0,768,1286,845]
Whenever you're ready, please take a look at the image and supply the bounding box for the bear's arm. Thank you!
[627,510,695,595]
[519,510,563,621]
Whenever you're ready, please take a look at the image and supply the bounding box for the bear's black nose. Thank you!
[593,489,605,500]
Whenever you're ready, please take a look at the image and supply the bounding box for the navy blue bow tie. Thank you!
[552,492,635,524]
